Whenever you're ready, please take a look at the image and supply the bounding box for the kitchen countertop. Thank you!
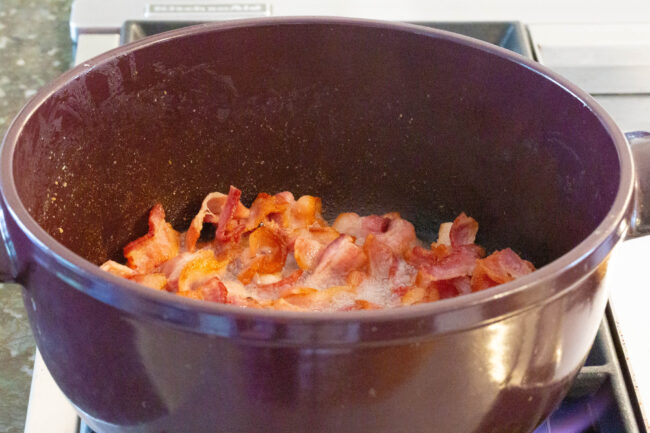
[0,1,72,432]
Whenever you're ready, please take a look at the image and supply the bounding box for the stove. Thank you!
[23,2,650,432]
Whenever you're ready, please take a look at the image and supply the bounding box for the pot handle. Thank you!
[0,200,18,281]
[626,131,650,238]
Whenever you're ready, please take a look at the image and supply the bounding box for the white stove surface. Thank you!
[23,2,650,431]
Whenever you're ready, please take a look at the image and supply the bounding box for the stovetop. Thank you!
[23,7,650,433]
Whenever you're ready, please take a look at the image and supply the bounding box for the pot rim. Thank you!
[0,16,634,337]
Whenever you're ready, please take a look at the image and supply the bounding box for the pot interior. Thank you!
[12,21,620,267]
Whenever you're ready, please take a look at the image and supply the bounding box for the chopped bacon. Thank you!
[177,278,228,303]
[340,299,381,311]
[104,188,535,311]
[257,269,304,292]
[215,186,245,243]
[471,248,535,292]
[294,237,325,271]
[245,192,290,231]
[375,218,416,255]
[437,222,453,246]
[177,249,229,292]
[407,245,451,269]
[428,276,471,300]
[124,203,180,273]
[333,213,390,241]
[279,285,356,310]
[129,273,168,291]
[290,195,324,228]
[449,212,479,248]
[361,215,391,234]
[332,213,364,238]
[308,235,367,288]
[409,244,485,281]
[364,234,397,281]
[238,225,288,284]
[399,286,436,306]
[292,226,341,270]
[198,277,229,303]
[101,260,136,278]
[346,270,367,287]
[186,190,250,252]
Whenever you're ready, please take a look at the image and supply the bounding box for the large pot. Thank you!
[1,18,649,433]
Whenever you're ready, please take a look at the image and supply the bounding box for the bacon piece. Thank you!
[257,269,304,292]
[449,212,479,248]
[471,248,535,292]
[407,245,450,269]
[129,273,168,291]
[186,190,250,252]
[428,276,471,300]
[409,244,485,281]
[290,195,324,228]
[101,260,136,278]
[270,298,309,311]
[333,213,390,241]
[176,278,228,304]
[340,299,381,311]
[375,218,416,255]
[308,235,367,288]
[364,234,397,281]
[291,225,340,267]
[238,225,288,284]
[279,285,356,310]
[437,222,453,246]
[215,186,245,243]
[346,270,367,287]
[245,192,290,231]
[399,286,437,306]
[200,277,229,303]
[177,249,228,292]
[124,203,180,273]
[361,215,390,234]
[294,237,324,271]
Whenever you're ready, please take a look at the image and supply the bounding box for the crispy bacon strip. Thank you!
[177,277,228,303]
[101,260,136,278]
[177,249,229,292]
[340,299,381,311]
[257,269,304,292]
[449,212,479,248]
[364,234,397,281]
[124,203,180,273]
[308,235,367,288]
[238,225,288,284]
[471,248,535,292]
[186,188,250,251]
[332,213,390,240]
[279,285,356,310]
[129,273,168,291]
[408,244,485,281]
[375,218,416,255]
[245,192,290,231]
[216,186,244,242]
[104,188,535,310]
[290,195,324,228]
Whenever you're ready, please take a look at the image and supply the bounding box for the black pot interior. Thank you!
[12,22,620,268]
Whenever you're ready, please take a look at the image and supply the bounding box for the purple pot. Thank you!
[1,18,649,433]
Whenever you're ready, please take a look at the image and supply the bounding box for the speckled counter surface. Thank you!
[0,1,72,432]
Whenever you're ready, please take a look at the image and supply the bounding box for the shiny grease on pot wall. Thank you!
[0,17,642,433]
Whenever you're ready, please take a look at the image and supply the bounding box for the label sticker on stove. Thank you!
[145,3,270,18]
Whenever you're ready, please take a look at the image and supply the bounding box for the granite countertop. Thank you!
[0,1,73,432]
